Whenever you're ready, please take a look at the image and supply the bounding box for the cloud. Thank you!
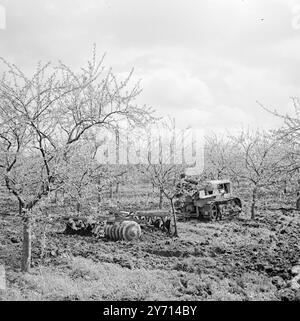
[0,0,298,132]
[138,68,214,112]
[162,104,254,132]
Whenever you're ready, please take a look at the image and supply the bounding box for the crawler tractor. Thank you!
[175,178,242,221]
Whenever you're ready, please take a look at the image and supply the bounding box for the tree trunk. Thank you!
[76,202,81,213]
[97,191,101,211]
[62,189,65,206]
[251,186,257,220]
[170,198,178,237]
[109,184,113,198]
[39,222,47,260]
[21,214,32,272]
[18,201,23,216]
[115,127,120,196]
[159,188,163,209]
[54,190,58,204]
[97,176,102,205]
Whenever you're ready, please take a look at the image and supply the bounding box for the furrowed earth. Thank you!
[1,201,300,301]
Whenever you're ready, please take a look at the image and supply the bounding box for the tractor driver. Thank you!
[217,184,225,195]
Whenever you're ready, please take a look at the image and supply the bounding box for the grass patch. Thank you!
[2,257,182,301]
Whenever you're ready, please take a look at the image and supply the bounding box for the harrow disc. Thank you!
[104,220,142,241]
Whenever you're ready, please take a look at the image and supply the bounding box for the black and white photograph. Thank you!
[0,0,300,306]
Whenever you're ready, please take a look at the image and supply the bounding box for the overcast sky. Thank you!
[1,0,300,133]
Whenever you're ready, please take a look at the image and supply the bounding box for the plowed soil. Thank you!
[1,205,300,301]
